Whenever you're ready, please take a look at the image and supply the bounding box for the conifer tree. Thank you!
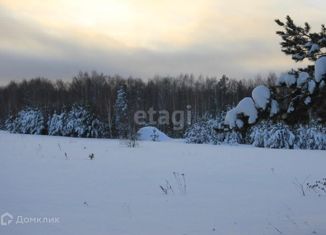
[220,16,326,132]
[275,15,326,62]
[114,85,129,138]
[274,16,326,123]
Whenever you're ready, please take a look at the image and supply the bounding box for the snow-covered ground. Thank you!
[0,131,325,235]
[137,126,171,141]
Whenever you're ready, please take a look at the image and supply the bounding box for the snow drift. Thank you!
[137,126,170,141]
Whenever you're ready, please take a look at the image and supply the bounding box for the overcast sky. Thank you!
[0,0,325,84]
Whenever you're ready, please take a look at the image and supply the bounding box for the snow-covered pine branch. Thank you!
[275,16,326,62]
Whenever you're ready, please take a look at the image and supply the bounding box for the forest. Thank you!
[0,72,276,137]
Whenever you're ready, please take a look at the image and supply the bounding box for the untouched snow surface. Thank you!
[137,126,170,141]
[0,131,326,235]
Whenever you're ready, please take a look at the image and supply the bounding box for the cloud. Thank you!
[0,0,325,83]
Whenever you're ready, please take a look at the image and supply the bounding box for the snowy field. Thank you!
[0,131,326,235]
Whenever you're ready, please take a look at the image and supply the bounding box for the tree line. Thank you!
[0,72,276,137]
